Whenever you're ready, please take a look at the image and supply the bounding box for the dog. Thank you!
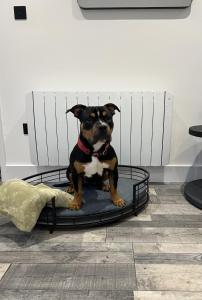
[66,103,125,210]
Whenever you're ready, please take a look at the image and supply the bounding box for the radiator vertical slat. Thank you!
[88,92,99,106]
[99,92,121,162]
[109,92,121,162]
[76,92,88,107]
[66,92,79,155]
[26,93,38,165]
[141,92,153,166]
[76,92,89,144]
[120,92,132,165]
[131,92,142,166]
[100,92,121,161]
[44,92,59,166]
[151,92,165,166]
[162,92,173,165]
[33,92,49,165]
[55,92,69,166]
[97,92,107,106]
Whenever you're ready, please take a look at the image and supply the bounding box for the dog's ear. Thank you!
[104,103,120,115]
[66,104,86,119]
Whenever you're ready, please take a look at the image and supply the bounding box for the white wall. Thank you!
[0,95,6,180]
[0,0,202,181]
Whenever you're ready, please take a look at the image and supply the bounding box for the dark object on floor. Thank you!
[184,125,202,209]
[23,165,149,232]
[189,125,202,138]
[184,179,202,209]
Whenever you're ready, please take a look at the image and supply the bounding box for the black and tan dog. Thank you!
[66,103,125,210]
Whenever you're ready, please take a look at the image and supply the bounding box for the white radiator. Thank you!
[26,91,173,167]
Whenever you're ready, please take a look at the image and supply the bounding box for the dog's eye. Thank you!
[83,120,93,129]
[90,113,96,118]
[104,117,113,127]
[103,115,111,122]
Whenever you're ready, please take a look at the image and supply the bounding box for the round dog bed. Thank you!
[23,166,149,231]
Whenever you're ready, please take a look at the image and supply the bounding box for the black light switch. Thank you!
[14,6,27,20]
[23,123,28,135]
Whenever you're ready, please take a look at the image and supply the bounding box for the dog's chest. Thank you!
[84,156,108,177]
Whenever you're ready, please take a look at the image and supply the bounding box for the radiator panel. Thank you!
[162,93,173,165]
[26,91,173,167]
[151,92,165,166]
[131,92,142,167]
[55,93,69,166]
[33,92,49,166]
[120,92,132,166]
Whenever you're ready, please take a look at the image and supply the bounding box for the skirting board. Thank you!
[2,164,202,183]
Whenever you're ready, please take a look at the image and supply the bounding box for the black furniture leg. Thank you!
[49,196,56,234]
[184,179,202,209]
[184,126,202,210]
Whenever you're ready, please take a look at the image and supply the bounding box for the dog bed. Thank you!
[23,166,150,231]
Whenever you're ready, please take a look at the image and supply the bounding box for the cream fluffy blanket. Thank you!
[0,179,73,232]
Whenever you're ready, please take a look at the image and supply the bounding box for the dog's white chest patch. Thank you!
[93,141,104,152]
[84,157,109,177]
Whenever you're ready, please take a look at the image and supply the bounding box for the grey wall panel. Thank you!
[78,0,192,9]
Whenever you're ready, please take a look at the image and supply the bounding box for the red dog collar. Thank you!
[77,137,109,157]
[77,138,91,155]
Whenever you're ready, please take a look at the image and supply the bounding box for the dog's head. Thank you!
[66,103,120,145]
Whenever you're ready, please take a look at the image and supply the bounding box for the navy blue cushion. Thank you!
[39,178,146,219]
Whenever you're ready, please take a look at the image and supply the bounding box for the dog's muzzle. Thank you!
[94,124,111,143]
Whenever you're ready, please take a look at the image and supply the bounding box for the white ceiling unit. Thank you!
[77,0,192,9]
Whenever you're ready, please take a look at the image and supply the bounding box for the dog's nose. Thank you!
[98,124,107,131]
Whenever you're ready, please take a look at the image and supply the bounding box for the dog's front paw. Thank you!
[69,198,82,210]
[66,185,74,194]
[113,198,125,207]
[102,183,110,192]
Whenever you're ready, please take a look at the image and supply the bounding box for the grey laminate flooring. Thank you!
[0,184,202,299]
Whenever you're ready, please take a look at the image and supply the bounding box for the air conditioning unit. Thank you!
[78,0,192,9]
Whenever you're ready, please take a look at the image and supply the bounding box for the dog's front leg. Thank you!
[109,168,125,207]
[69,171,83,210]
[66,167,74,194]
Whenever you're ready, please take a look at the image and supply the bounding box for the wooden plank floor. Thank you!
[0,184,202,299]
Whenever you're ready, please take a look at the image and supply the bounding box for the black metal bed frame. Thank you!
[23,165,150,233]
